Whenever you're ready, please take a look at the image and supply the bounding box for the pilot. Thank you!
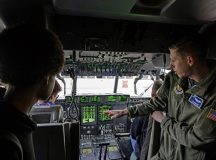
[0,24,64,160]
[130,79,162,160]
[105,33,216,160]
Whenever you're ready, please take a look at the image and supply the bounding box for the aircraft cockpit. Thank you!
[1,0,216,160]
[15,44,171,159]
[53,50,170,160]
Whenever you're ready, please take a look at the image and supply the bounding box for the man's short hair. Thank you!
[0,24,65,87]
[168,33,207,60]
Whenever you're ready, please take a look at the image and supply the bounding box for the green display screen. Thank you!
[98,105,112,122]
[107,95,117,102]
[80,96,89,103]
[82,148,93,154]
[119,95,128,102]
[108,146,118,152]
[81,106,96,124]
[91,96,101,103]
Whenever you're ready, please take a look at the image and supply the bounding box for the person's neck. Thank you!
[4,86,38,115]
[189,63,210,83]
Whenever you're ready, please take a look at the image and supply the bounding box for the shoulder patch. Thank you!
[207,109,216,122]
[174,84,183,94]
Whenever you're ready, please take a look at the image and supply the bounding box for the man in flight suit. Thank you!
[105,33,216,160]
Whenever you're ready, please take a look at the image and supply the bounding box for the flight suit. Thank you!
[128,68,216,160]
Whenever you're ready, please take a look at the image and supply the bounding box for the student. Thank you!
[105,33,216,160]
[130,80,162,160]
[0,24,64,160]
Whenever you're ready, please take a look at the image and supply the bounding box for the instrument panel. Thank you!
[64,94,130,160]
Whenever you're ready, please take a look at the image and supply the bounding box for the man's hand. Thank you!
[104,108,128,119]
[151,111,166,123]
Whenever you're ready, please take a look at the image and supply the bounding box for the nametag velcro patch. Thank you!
[207,109,216,122]
[188,95,204,109]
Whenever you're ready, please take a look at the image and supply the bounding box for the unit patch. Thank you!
[207,109,216,122]
[188,95,204,109]
[174,84,183,94]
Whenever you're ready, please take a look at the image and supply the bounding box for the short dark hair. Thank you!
[0,24,65,87]
[169,33,207,60]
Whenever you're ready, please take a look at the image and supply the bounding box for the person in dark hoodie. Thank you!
[0,24,64,160]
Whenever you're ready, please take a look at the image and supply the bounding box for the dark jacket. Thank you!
[128,67,216,160]
[0,101,36,160]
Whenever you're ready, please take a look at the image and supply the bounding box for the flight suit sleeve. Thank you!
[161,100,216,149]
[127,72,172,118]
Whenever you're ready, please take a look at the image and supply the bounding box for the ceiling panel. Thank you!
[53,0,203,24]
[53,0,137,14]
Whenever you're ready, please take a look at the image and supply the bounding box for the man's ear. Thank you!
[186,55,195,66]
